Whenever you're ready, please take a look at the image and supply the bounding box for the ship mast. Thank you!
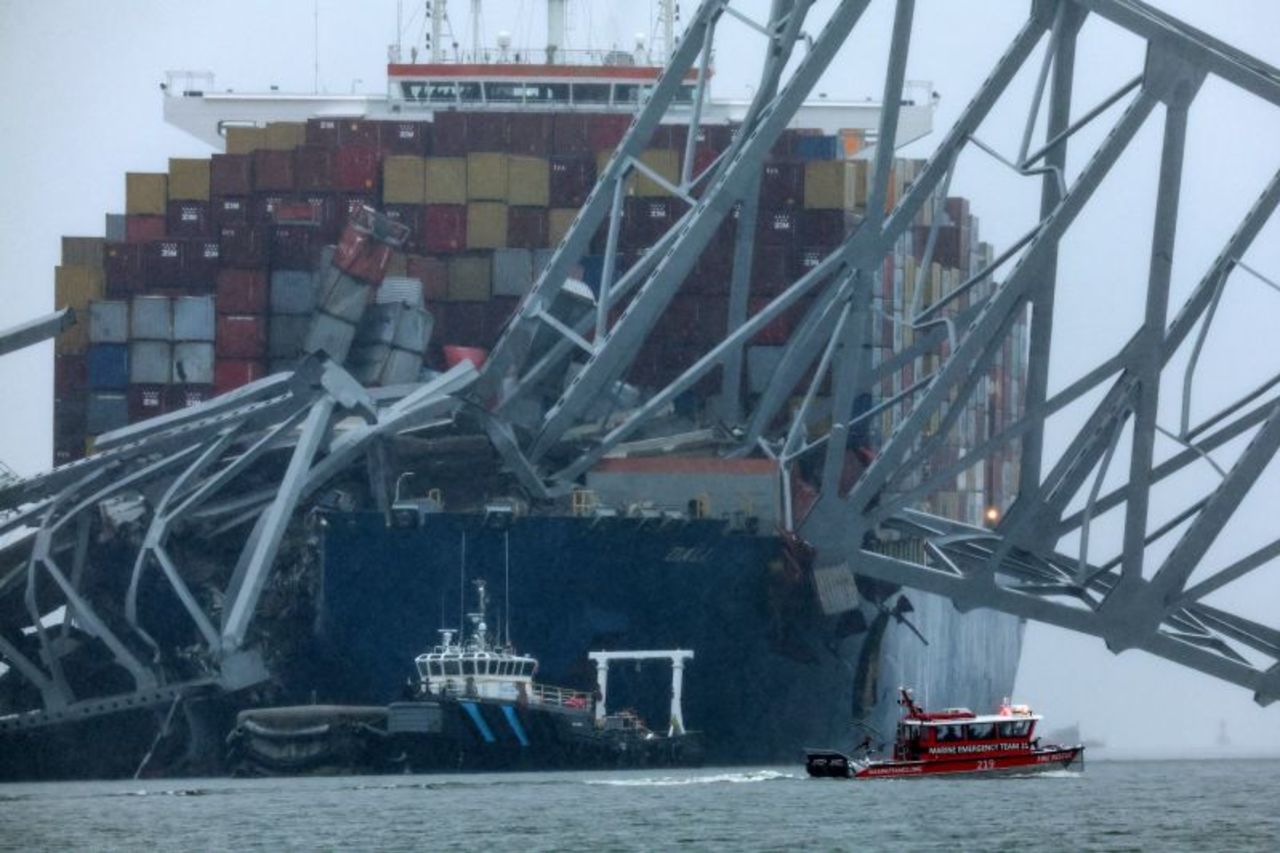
[658,0,675,60]
[470,0,481,58]
[547,0,566,64]
[430,0,446,61]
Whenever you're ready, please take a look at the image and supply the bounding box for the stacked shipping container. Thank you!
[48,113,1028,529]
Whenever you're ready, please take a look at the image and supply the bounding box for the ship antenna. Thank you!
[313,0,320,93]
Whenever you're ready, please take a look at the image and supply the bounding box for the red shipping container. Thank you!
[408,255,449,301]
[550,156,595,208]
[216,314,268,359]
[792,245,829,283]
[166,201,212,237]
[296,193,340,242]
[588,114,631,152]
[104,242,144,297]
[651,123,687,152]
[466,112,508,152]
[383,204,424,251]
[761,161,805,209]
[145,238,185,289]
[250,194,288,224]
[272,224,320,271]
[211,196,251,226]
[305,117,341,149]
[696,124,735,153]
[552,114,592,156]
[622,198,676,251]
[168,384,214,411]
[333,144,381,192]
[215,269,269,314]
[800,209,847,248]
[757,210,798,247]
[334,224,393,284]
[210,153,254,196]
[184,238,222,290]
[219,224,268,269]
[126,215,166,244]
[336,193,378,223]
[750,297,799,345]
[338,119,380,148]
[379,120,430,156]
[486,297,520,337]
[752,245,793,295]
[55,354,87,395]
[295,145,334,190]
[506,114,553,157]
[421,205,467,253]
[437,302,489,347]
[252,149,296,191]
[214,358,267,394]
[432,112,468,156]
[128,385,169,423]
[507,207,548,249]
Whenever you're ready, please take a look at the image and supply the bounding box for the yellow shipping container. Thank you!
[506,156,550,207]
[467,153,509,201]
[225,125,267,154]
[633,149,680,197]
[125,173,168,215]
[803,161,849,210]
[548,208,578,246]
[265,121,307,151]
[383,156,427,205]
[55,265,104,310]
[425,157,468,205]
[168,158,211,201]
[447,255,492,301]
[467,203,509,250]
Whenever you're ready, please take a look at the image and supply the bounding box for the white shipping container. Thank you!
[304,311,357,362]
[129,340,172,384]
[173,295,216,341]
[172,342,215,385]
[130,296,172,341]
[376,276,425,308]
[269,315,311,360]
[492,248,534,297]
[88,300,129,344]
[270,270,317,316]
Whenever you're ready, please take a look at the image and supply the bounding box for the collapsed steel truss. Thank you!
[3,0,1280,733]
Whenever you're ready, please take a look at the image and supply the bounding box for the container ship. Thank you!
[7,1,1029,777]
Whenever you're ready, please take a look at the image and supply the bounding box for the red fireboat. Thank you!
[806,689,1084,779]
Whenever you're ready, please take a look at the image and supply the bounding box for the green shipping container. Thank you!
[61,237,105,269]
[447,255,492,301]
[425,157,468,205]
[506,156,550,207]
[803,160,851,210]
[467,152,509,201]
[466,203,509,250]
[383,156,427,205]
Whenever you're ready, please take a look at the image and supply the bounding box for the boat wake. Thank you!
[587,769,797,787]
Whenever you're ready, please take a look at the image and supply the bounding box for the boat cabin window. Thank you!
[998,720,1032,737]
[530,83,569,103]
[484,82,524,102]
[459,82,483,103]
[445,659,461,676]
[615,84,655,105]
[966,722,997,740]
[673,84,696,104]
[572,83,610,104]
[934,724,965,742]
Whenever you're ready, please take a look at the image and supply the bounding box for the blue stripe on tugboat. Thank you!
[501,705,530,746]
[462,702,497,743]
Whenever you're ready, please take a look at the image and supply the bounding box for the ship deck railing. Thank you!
[529,684,594,712]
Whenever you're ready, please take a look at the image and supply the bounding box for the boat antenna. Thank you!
[459,530,467,633]
[470,0,481,60]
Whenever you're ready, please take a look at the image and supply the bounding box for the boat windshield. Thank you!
[997,719,1032,737]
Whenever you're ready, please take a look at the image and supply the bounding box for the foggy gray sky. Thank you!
[1,0,1278,754]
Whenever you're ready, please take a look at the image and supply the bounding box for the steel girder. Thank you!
[0,359,474,731]
[462,0,1280,706]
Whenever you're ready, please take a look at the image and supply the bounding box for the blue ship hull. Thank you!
[316,511,1023,763]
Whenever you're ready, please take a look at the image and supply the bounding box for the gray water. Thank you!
[1,761,1277,851]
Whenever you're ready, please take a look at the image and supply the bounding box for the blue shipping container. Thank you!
[793,135,839,162]
[86,344,129,390]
